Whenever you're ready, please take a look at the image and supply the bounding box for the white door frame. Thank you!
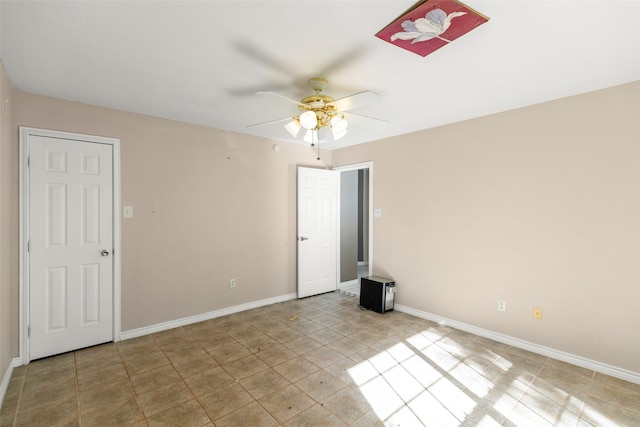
[333,161,373,282]
[19,127,122,364]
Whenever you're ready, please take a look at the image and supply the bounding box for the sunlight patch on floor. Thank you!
[345,324,610,426]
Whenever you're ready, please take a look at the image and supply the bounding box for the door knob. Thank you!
[299,236,309,241]
[101,249,110,256]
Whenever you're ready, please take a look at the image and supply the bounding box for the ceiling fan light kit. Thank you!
[250,77,386,155]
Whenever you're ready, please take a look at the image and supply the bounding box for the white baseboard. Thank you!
[0,357,22,408]
[395,304,640,386]
[120,292,298,341]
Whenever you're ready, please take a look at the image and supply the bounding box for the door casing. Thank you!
[19,127,122,364]
[333,161,374,283]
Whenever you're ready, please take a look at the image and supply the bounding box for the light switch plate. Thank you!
[123,205,134,218]
[374,208,382,218]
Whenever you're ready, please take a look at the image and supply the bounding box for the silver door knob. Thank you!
[299,236,309,241]
[101,249,110,256]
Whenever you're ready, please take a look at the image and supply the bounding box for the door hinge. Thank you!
[27,155,31,168]
[28,325,31,338]
[27,240,30,253]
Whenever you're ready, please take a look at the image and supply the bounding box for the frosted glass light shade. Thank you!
[284,119,301,137]
[331,116,348,140]
[332,127,348,140]
[299,111,318,130]
[303,129,319,144]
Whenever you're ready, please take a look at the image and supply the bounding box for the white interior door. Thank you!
[297,167,339,298]
[28,134,114,360]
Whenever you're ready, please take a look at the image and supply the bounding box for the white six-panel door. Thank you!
[28,134,114,360]
[297,167,339,298]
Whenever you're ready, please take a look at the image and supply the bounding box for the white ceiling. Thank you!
[1,1,639,149]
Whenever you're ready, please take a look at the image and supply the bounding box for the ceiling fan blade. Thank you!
[247,116,292,128]
[343,112,388,131]
[256,91,305,108]
[317,47,368,77]
[327,91,379,112]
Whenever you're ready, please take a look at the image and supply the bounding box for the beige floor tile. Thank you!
[18,375,77,413]
[321,385,373,424]
[130,364,183,395]
[214,401,278,427]
[258,384,315,423]
[80,396,144,427]
[283,403,347,427]
[288,319,325,335]
[183,366,236,397]
[240,368,291,399]
[196,333,239,353]
[302,346,345,368]
[248,318,286,332]
[284,336,323,355]
[14,395,78,427]
[25,353,75,376]
[151,327,193,349]
[238,335,280,354]
[581,395,640,426]
[309,314,342,327]
[74,343,121,372]
[267,327,304,344]
[117,335,159,358]
[227,326,266,342]
[208,342,251,365]
[255,343,298,366]
[79,377,136,415]
[274,356,320,383]
[223,354,270,380]
[199,383,255,420]
[326,336,367,357]
[0,393,18,419]
[145,399,210,427]
[307,328,344,345]
[588,373,640,413]
[137,381,193,418]
[519,386,581,425]
[350,410,385,427]
[122,350,170,377]
[162,341,207,362]
[322,358,359,385]
[172,356,220,379]
[24,362,76,390]
[295,370,346,402]
[76,361,129,391]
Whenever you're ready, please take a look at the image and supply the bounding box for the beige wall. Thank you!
[0,63,15,380]
[331,81,640,373]
[3,73,639,377]
[11,91,327,335]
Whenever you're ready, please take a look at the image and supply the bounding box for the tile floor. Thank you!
[1,292,639,426]
[338,263,369,297]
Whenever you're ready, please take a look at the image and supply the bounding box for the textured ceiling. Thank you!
[2,1,639,149]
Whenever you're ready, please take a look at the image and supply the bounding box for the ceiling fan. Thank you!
[249,78,387,149]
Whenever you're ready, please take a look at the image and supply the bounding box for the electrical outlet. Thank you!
[533,306,543,320]
[497,300,506,312]
[229,278,236,289]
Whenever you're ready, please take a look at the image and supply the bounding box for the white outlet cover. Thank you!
[123,205,134,218]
